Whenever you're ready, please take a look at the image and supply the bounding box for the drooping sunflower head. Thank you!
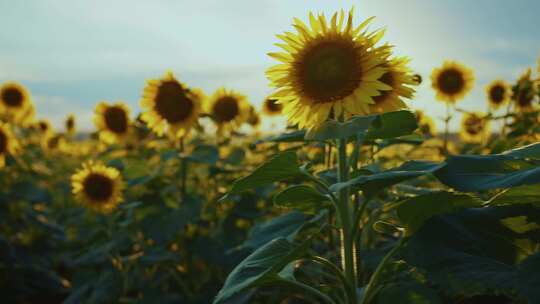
[415,110,437,137]
[0,82,32,118]
[460,112,489,143]
[71,161,125,213]
[431,61,474,103]
[368,56,415,114]
[512,68,537,112]
[65,114,76,135]
[94,102,131,144]
[484,80,510,110]
[266,8,393,129]
[207,87,250,129]
[0,121,19,168]
[140,71,203,138]
[262,97,283,116]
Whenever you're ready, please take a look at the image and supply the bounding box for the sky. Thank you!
[1,0,539,132]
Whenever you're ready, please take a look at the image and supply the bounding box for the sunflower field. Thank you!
[2,7,540,304]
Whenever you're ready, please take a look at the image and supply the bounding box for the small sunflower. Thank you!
[485,80,510,110]
[207,87,250,129]
[36,119,53,135]
[42,133,67,153]
[247,106,261,127]
[431,61,474,103]
[71,161,125,213]
[65,114,76,135]
[412,74,423,85]
[140,71,203,138]
[262,97,283,116]
[368,56,415,114]
[0,122,19,168]
[460,112,489,143]
[513,69,537,112]
[266,8,392,129]
[94,102,131,144]
[415,110,436,137]
[0,82,32,119]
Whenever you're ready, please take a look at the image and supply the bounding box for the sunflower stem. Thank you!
[179,137,187,202]
[443,102,452,155]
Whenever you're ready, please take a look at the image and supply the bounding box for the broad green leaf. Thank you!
[242,211,307,249]
[435,142,540,192]
[396,191,482,233]
[223,152,302,198]
[274,185,331,214]
[213,238,310,304]
[305,115,376,141]
[364,110,418,140]
[403,204,540,301]
[259,130,307,143]
[488,184,540,207]
[375,282,442,304]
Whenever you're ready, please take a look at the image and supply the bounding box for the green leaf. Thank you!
[186,144,219,164]
[274,185,331,214]
[222,152,302,198]
[305,115,376,141]
[364,110,418,141]
[435,142,540,192]
[213,238,310,304]
[375,282,442,304]
[242,211,307,249]
[396,191,483,233]
[259,130,307,143]
[488,184,540,207]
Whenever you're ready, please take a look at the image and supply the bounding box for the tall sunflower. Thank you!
[0,82,32,119]
[65,114,76,136]
[431,61,474,103]
[485,80,510,110]
[368,56,415,114]
[0,122,19,168]
[460,112,489,143]
[140,71,203,138]
[207,87,250,130]
[94,102,131,144]
[262,97,283,116]
[266,8,392,129]
[71,161,125,213]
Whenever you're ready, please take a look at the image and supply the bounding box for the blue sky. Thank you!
[1,0,539,131]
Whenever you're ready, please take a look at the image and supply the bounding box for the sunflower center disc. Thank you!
[0,130,7,154]
[465,117,482,135]
[155,81,194,123]
[104,107,128,134]
[2,88,24,107]
[373,71,395,104]
[517,90,532,108]
[213,97,240,123]
[437,69,465,95]
[266,99,282,112]
[67,118,74,130]
[83,173,114,202]
[297,39,361,103]
[39,122,48,132]
[489,86,505,104]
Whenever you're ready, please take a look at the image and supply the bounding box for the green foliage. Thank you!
[273,185,331,214]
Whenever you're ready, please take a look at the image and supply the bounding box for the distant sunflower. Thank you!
[94,102,131,144]
[207,87,250,129]
[485,80,510,110]
[513,69,536,112]
[65,114,76,135]
[36,119,52,135]
[0,122,19,168]
[262,97,283,116]
[416,110,436,137]
[42,133,66,153]
[0,82,32,118]
[431,61,474,103]
[460,112,489,143]
[412,74,423,85]
[266,8,391,129]
[247,106,261,127]
[368,56,415,114]
[71,161,125,213]
[140,71,203,138]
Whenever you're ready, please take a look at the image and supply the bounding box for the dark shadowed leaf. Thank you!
[274,185,331,214]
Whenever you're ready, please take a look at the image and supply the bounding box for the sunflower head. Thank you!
[266,8,394,129]
[0,122,19,168]
[512,69,537,111]
[71,161,125,213]
[262,97,283,116]
[486,80,510,110]
[207,87,250,129]
[42,133,67,153]
[0,82,32,117]
[65,114,76,135]
[460,112,489,143]
[36,119,53,135]
[94,102,131,144]
[247,106,261,127]
[415,110,436,137]
[140,71,203,139]
[431,61,474,103]
[412,74,423,85]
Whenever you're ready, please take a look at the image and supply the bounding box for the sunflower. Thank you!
[368,56,415,114]
[0,82,32,119]
[65,114,76,136]
[42,133,67,153]
[94,102,131,144]
[262,97,283,116]
[412,74,423,85]
[0,122,19,168]
[485,80,510,110]
[415,110,436,137]
[431,61,474,103]
[513,69,537,112]
[247,106,261,127]
[140,71,203,138]
[36,119,53,135]
[71,161,125,213]
[460,112,489,143]
[266,8,392,129]
[207,87,250,129]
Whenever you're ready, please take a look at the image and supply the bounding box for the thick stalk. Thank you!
[336,137,357,303]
